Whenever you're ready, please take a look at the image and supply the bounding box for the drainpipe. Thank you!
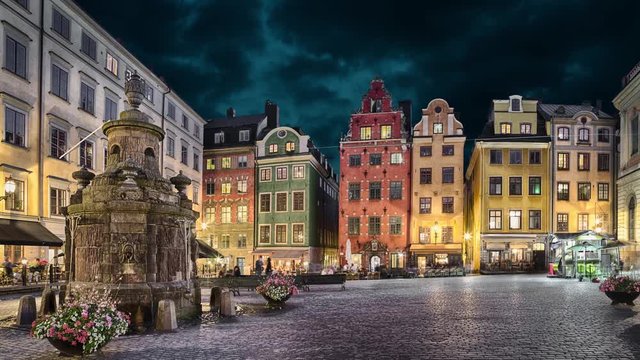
[549,117,555,269]
[37,0,45,220]
[160,87,171,176]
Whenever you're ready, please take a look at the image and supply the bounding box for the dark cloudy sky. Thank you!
[77,0,640,168]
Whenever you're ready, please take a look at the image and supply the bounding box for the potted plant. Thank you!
[31,288,130,356]
[598,275,640,305]
[255,273,299,308]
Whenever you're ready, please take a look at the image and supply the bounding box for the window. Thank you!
[557,127,569,140]
[214,132,224,144]
[106,53,118,76]
[238,234,247,248]
[14,0,28,10]
[489,177,502,195]
[5,178,24,211]
[293,191,304,211]
[529,210,541,230]
[369,182,381,200]
[557,213,569,232]
[598,183,609,201]
[285,141,295,152]
[390,181,402,200]
[369,217,381,235]
[5,36,27,78]
[380,125,392,139]
[490,150,502,164]
[167,137,175,158]
[390,153,403,164]
[276,193,287,212]
[104,97,118,121]
[419,197,431,214]
[419,226,430,244]
[578,182,591,201]
[167,102,175,120]
[181,114,189,130]
[50,127,67,159]
[276,166,288,180]
[509,210,522,230]
[557,153,569,170]
[529,177,541,195]
[260,168,272,181]
[442,227,453,243]
[79,141,93,169]
[510,98,521,112]
[348,183,361,200]
[239,130,250,142]
[220,182,230,194]
[500,123,512,134]
[80,82,95,114]
[442,145,454,156]
[389,217,402,235]
[489,210,502,230]
[50,188,67,216]
[292,165,304,179]
[520,123,531,134]
[221,157,231,169]
[442,167,454,184]
[348,217,360,235]
[237,205,248,223]
[192,153,200,171]
[369,153,382,165]
[206,182,214,195]
[557,182,569,200]
[629,198,636,241]
[598,128,610,143]
[273,225,287,244]
[349,155,361,166]
[193,125,200,139]
[578,153,590,171]
[259,193,271,213]
[420,146,432,157]
[509,150,522,164]
[51,64,68,100]
[633,117,639,155]
[143,84,153,103]
[578,128,590,143]
[269,144,278,153]
[292,224,304,243]
[529,150,541,164]
[419,168,432,184]
[193,186,199,204]
[259,225,271,244]
[433,123,443,134]
[80,32,97,60]
[442,197,454,213]
[204,207,215,223]
[237,155,248,168]
[238,180,247,193]
[578,214,589,231]
[181,145,188,165]
[509,177,522,195]
[360,127,372,140]
[4,107,26,147]
[597,154,609,171]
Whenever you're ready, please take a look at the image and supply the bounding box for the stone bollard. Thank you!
[39,288,57,316]
[210,287,223,314]
[155,299,177,331]
[16,295,37,326]
[220,290,235,317]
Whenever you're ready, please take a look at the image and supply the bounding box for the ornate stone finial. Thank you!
[72,166,95,189]
[125,72,145,110]
[170,171,191,198]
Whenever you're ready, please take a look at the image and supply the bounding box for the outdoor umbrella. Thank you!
[345,239,352,267]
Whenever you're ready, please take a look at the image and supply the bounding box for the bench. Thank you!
[296,274,346,291]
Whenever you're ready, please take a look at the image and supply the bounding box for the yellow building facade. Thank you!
[410,99,466,271]
[466,96,551,273]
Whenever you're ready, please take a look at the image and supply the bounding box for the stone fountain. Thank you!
[63,73,200,327]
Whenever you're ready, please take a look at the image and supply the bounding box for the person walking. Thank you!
[255,256,264,276]
[233,265,241,277]
[3,256,14,279]
[265,257,273,276]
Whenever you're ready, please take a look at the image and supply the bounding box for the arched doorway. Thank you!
[370,256,381,272]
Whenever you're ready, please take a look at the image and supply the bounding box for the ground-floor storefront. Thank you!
[252,246,337,274]
[480,234,546,273]
[345,239,409,272]
[409,243,463,274]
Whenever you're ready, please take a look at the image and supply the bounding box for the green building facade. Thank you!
[255,126,339,272]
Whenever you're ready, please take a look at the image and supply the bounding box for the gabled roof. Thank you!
[538,104,615,121]
[204,114,266,129]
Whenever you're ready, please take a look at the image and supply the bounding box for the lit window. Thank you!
[529,177,541,195]
[360,127,372,140]
[214,132,224,144]
[509,210,522,229]
[578,153,590,171]
[221,157,231,169]
[390,153,403,164]
[221,206,231,223]
[500,123,512,134]
[380,125,392,139]
[557,182,569,200]
[520,123,531,134]
[106,53,118,76]
[557,153,569,170]
[557,127,569,140]
[293,165,305,179]
[238,180,247,193]
[269,144,278,153]
[578,182,591,201]
[578,214,589,231]
[578,128,590,143]
[221,182,231,194]
[238,155,248,168]
[285,141,295,152]
[433,123,443,134]
[5,178,24,211]
[237,205,248,223]
[598,183,609,201]
[557,213,568,232]
[419,197,431,214]
[293,224,304,243]
[206,158,215,170]
[50,188,67,216]
[489,210,501,229]
[260,168,272,181]
[276,166,288,180]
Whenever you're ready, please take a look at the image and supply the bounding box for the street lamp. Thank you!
[21,258,27,286]
[0,176,16,202]
[433,222,440,243]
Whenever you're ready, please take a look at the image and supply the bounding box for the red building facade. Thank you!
[339,79,412,272]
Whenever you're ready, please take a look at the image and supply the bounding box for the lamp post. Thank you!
[21,258,27,286]
[0,176,16,202]
[433,222,440,244]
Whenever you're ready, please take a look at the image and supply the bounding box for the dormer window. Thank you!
[214,131,224,144]
[380,125,392,139]
[239,130,250,142]
[433,123,443,134]
[508,95,523,112]
[557,127,570,140]
[360,126,372,140]
[520,123,532,134]
[578,128,590,143]
[500,123,512,134]
[269,144,278,153]
[371,99,382,113]
[285,141,295,152]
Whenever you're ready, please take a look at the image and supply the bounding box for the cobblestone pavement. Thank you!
[0,292,41,320]
[1,275,639,359]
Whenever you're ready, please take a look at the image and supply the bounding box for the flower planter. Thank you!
[604,291,640,306]
[47,338,87,357]
[262,293,291,309]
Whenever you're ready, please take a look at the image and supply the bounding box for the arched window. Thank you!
[630,197,636,242]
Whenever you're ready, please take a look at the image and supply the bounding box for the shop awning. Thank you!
[197,239,222,259]
[0,219,63,246]
[252,248,307,259]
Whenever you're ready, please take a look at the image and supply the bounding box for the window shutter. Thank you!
[6,37,16,73]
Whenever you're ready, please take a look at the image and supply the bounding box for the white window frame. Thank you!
[259,193,271,213]
[239,130,250,142]
[292,191,305,212]
[276,166,288,181]
[275,224,287,244]
[292,223,305,244]
[106,53,118,76]
[292,165,305,179]
[275,192,288,212]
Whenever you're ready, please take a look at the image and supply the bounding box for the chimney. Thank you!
[265,100,280,130]
[399,100,412,134]
[226,107,236,118]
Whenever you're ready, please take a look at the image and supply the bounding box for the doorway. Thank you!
[370,256,381,272]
